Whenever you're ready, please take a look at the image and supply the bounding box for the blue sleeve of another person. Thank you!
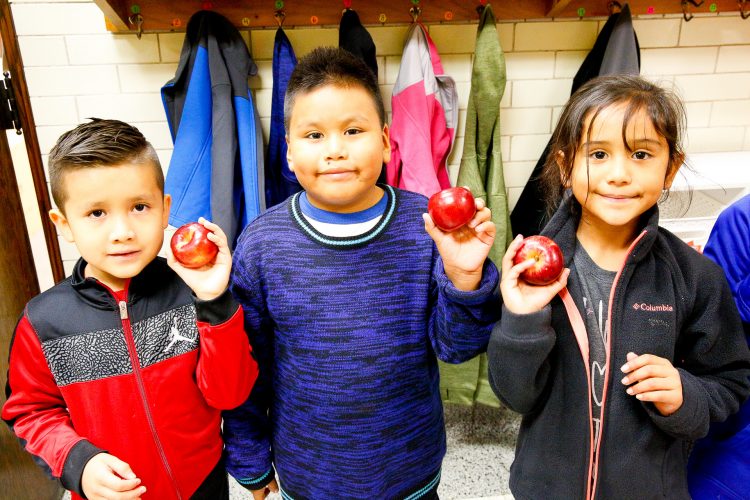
[688,193,750,500]
[703,194,750,326]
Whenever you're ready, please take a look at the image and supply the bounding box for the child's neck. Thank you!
[576,220,639,272]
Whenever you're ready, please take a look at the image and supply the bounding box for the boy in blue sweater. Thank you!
[223,47,500,499]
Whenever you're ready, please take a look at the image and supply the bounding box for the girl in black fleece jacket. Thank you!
[488,75,750,500]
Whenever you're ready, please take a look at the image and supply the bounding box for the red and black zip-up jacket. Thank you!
[488,197,750,500]
[2,257,258,499]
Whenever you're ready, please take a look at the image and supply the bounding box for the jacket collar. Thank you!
[541,190,661,268]
[70,257,168,309]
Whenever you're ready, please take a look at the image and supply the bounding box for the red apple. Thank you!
[513,235,564,285]
[170,222,219,269]
[428,187,477,232]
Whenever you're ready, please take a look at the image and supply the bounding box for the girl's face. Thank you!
[563,102,679,237]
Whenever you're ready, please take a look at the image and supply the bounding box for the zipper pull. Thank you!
[119,301,128,320]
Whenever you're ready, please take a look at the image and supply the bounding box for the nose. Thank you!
[606,154,631,185]
[324,135,346,162]
[110,215,135,242]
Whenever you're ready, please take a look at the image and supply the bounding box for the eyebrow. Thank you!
[80,193,158,208]
[294,113,373,129]
[583,138,663,148]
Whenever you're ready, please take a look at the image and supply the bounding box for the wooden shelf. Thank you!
[94,0,747,33]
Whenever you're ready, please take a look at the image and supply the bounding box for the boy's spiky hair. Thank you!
[284,46,385,132]
[48,118,162,211]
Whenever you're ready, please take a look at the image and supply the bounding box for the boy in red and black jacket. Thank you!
[2,119,257,500]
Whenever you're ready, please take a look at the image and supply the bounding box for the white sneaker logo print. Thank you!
[164,317,197,352]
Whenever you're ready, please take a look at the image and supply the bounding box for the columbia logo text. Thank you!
[632,303,673,312]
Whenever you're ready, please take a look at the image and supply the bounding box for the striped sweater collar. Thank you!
[290,185,398,248]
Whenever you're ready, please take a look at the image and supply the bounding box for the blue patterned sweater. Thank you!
[223,186,500,499]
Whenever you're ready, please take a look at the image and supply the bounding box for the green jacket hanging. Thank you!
[440,3,509,407]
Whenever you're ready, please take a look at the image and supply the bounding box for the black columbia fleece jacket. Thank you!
[488,198,750,500]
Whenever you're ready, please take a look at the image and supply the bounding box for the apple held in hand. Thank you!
[513,235,564,285]
[428,187,477,232]
[170,222,219,269]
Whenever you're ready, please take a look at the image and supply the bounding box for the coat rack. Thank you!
[93,0,748,34]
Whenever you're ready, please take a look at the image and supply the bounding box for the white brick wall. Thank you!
[10,0,750,277]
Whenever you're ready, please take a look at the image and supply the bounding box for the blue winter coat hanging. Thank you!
[162,10,264,247]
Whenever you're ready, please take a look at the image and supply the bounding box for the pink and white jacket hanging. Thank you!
[387,23,458,197]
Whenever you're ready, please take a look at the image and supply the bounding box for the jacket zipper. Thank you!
[117,296,183,499]
[559,230,647,500]
[558,288,596,500]
[589,230,647,500]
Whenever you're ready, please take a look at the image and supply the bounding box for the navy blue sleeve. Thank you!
[428,257,500,363]
[222,233,274,486]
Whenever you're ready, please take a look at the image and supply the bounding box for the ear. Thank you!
[381,124,392,165]
[162,194,172,229]
[663,153,685,190]
[285,135,293,172]
[556,151,570,187]
[49,208,74,243]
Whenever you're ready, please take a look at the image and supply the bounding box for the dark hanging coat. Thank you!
[509,4,640,237]
[264,27,299,208]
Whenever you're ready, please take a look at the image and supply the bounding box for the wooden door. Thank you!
[0,112,62,500]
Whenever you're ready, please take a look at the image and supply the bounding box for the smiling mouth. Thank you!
[110,250,139,258]
[320,168,354,175]
[600,194,636,201]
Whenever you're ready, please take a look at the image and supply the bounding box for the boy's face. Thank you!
[49,162,171,291]
[286,84,390,213]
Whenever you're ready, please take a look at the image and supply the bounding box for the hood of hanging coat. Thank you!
[161,10,262,247]
[455,3,511,264]
[510,3,641,238]
[265,27,300,208]
[339,9,378,78]
[387,23,458,198]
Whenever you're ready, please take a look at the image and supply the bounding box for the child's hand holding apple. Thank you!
[167,218,232,300]
[423,187,496,292]
[500,234,569,314]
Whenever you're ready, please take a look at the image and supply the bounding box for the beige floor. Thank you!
[62,403,519,500]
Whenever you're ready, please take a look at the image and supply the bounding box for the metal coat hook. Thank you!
[128,13,144,39]
[409,0,421,22]
[740,0,750,19]
[607,1,622,15]
[681,0,704,21]
[476,0,487,16]
[274,10,286,27]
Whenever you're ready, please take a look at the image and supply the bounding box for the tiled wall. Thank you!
[9,0,750,283]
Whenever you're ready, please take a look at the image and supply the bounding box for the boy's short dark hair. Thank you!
[48,118,163,211]
[284,46,386,132]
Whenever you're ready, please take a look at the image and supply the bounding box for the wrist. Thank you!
[194,290,221,301]
[444,266,482,291]
[194,289,238,325]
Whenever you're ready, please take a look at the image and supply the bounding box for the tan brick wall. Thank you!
[10,1,750,279]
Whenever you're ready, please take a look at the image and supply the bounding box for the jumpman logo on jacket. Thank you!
[164,317,197,353]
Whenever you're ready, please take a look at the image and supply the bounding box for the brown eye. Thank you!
[591,151,607,160]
